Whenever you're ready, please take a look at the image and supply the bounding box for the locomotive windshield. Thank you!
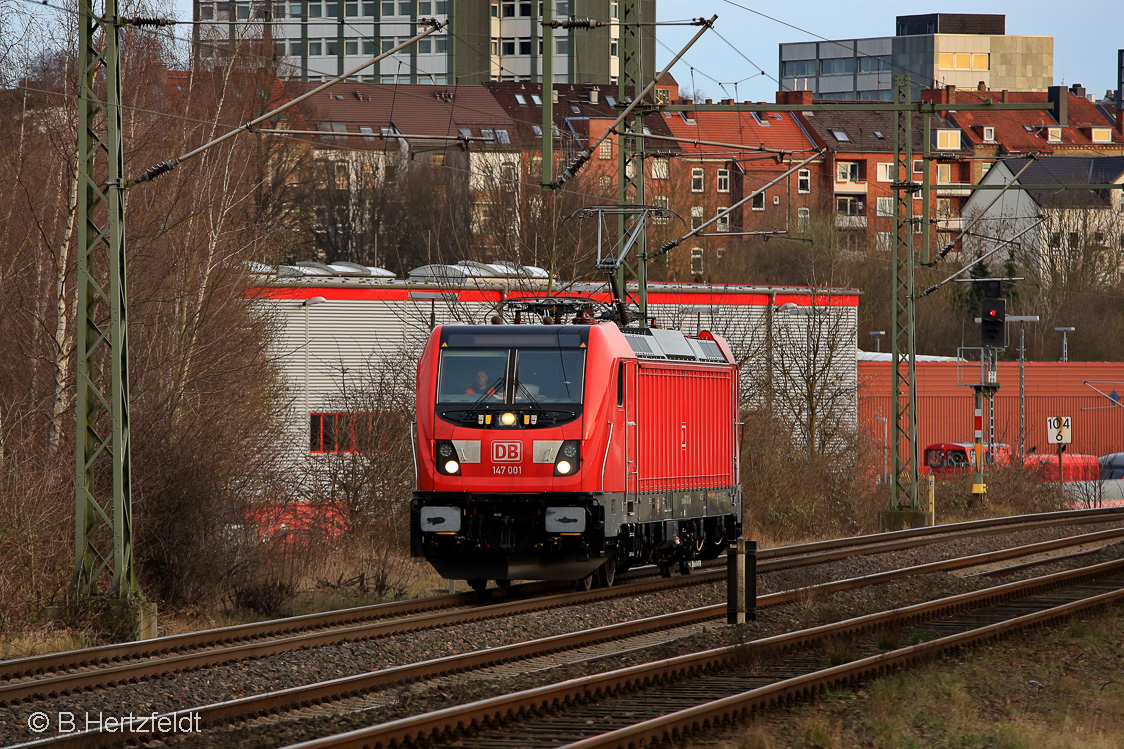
[436,348,585,406]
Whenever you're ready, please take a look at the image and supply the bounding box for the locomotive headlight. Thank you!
[553,440,581,476]
[500,412,517,426]
[435,440,461,475]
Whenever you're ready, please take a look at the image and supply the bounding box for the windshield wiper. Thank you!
[515,380,543,410]
[469,376,506,410]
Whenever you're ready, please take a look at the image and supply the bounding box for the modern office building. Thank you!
[193,0,655,85]
[778,13,1053,100]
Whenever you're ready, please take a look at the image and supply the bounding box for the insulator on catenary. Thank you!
[133,158,180,184]
[549,18,604,29]
[124,17,176,27]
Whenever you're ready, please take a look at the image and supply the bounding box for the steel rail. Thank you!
[15,535,1124,748]
[272,558,1124,749]
[3,508,1120,692]
[7,505,1118,680]
[564,583,1124,748]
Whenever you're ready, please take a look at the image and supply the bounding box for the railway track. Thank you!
[274,558,1124,749]
[11,522,1124,749]
[2,506,1119,701]
[2,508,1122,709]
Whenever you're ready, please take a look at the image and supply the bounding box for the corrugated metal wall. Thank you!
[859,361,1124,456]
[256,283,860,467]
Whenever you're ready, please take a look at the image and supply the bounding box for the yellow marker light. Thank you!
[500,412,517,426]
[556,460,573,474]
[444,460,460,474]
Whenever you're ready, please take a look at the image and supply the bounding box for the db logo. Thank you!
[492,442,522,462]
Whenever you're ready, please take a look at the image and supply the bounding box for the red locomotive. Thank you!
[411,316,742,590]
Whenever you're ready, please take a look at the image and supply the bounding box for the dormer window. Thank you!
[1091,127,1111,143]
[936,129,960,150]
[1047,127,1062,143]
[829,128,850,142]
[982,126,995,142]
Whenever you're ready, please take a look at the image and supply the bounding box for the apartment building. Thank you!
[194,0,655,85]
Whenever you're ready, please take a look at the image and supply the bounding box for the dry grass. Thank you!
[711,608,1124,748]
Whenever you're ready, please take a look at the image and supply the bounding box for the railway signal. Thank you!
[981,298,1006,347]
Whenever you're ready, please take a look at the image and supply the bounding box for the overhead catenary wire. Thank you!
[548,14,717,190]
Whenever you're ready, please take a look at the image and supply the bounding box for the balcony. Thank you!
[835,214,868,229]
[936,182,972,197]
[834,180,869,195]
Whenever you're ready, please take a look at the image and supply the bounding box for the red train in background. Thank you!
[923,442,1099,482]
[410,315,742,590]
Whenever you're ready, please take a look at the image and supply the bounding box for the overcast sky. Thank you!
[157,0,1122,100]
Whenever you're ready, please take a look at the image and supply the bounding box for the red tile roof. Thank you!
[661,106,817,160]
[934,88,1122,154]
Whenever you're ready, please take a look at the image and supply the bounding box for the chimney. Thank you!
[1117,109,1124,137]
[590,88,599,104]
[947,84,956,103]
[1001,90,1008,103]
[775,90,813,105]
[977,81,987,92]
[1069,83,1086,99]
[1048,85,1068,126]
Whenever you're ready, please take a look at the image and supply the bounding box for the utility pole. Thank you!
[617,0,647,321]
[75,0,139,606]
[882,74,927,529]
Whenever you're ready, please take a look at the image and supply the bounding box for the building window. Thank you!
[690,247,704,275]
[650,158,669,179]
[857,54,890,73]
[1048,127,1062,143]
[519,38,533,55]
[501,1,515,16]
[555,36,570,55]
[876,196,893,217]
[325,39,338,55]
[308,40,322,55]
[912,159,923,175]
[936,130,960,150]
[716,168,730,193]
[691,168,704,192]
[691,206,703,229]
[501,39,515,55]
[751,192,765,211]
[936,163,952,184]
[836,161,859,182]
[715,210,730,232]
[652,195,669,224]
[781,59,816,78]
[381,0,394,13]
[936,198,952,217]
[519,1,531,15]
[598,174,611,191]
[876,232,893,251]
[876,162,894,182]
[599,140,612,159]
[1091,128,1111,143]
[610,41,619,57]
[797,206,810,230]
[982,126,996,142]
[836,196,861,216]
[938,52,989,71]
[819,57,854,76]
[797,169,810,193]
[310,413,377,453]
[345,39,358,54]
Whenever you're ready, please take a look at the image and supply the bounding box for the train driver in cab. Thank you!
[467,369,501,397]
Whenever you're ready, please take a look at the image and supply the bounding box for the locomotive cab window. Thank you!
[436,350,508,403]
[513,349,585,404]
